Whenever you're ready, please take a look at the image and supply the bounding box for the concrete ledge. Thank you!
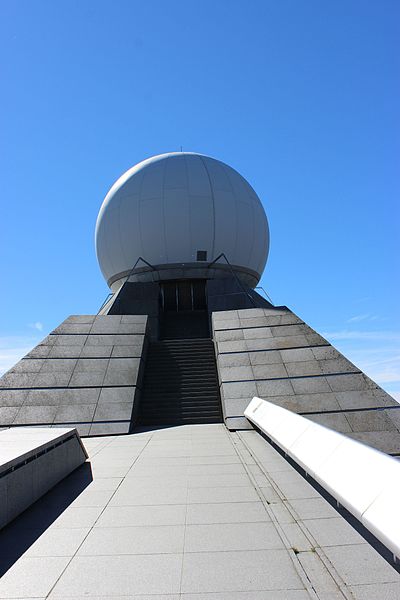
[0,427,88,529]
[245,397,400,560]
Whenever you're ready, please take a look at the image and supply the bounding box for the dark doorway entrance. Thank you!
[160,280,209,339]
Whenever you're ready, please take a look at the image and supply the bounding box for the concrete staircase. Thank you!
[137,338,223,426]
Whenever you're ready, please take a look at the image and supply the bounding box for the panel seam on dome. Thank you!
[199,155,216,260]
[247,182,256,269]
[117,185,128,268]
[138,170,146,263]
[226,164,239,267]
[162,156,169,263]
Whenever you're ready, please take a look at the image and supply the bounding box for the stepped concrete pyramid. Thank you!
[1,152,400,597]
[1,152,398,454]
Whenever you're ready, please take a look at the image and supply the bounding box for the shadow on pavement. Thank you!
[0,461,93,576]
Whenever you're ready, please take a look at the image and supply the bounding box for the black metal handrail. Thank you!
[97,292,114,314]
[255,286,274,305]
[98,257,158,314]
[207,253,257,308]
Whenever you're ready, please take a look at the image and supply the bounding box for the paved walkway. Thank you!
[0,424,399,599]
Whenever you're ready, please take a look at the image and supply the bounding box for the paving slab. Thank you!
[0,423,398,599]
[49,554,183,596]
[181,549,304,593]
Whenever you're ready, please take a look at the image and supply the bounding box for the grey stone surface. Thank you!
[0,556,70,598]
[50,554,183,596]
[323,544,400,585]
[212,307,399,452]
[0,315,149,436]
[78,524,185,555]
[1,424,397,597]
[181,549,303,593]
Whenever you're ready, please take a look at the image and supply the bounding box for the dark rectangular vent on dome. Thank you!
[197,250,207,261]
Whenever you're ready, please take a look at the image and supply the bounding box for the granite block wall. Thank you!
[212,307,400,454]
[0,315,149,436]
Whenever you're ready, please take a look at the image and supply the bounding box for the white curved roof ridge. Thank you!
[245,397,400,560]
[95,152,269,288]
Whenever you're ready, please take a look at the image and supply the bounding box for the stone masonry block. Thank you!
[243,328,273,340]
[79,345,113,358]
[280,348,315,363]
[24,389,69,406]
[327,373,375,393]
[54,404,96,423]
[248,350,283,366]
[215,330,244,342]
[258,335,310,350]
[345,430,400,454]
[345,410,397,432]
[0,390,28,407]
[217,340,247,353]
[334,390,390,410]
[219,366,254,383]
[252,363,288,380]
[40,359,78,372]
[271,324,307,338]
[89,422,130,435]
[0,372,37,388]
[69,372,105,386]
[33,372,73,388]
[85,335,116,346]
[65,315,96,323]
[111,345,143,357]
[25,345,52,358]
[73,358,109,373]
[90,316,121,333]
[319,358,359,375]
[285,361,323,378]
[63,388,101,404]
[52,323,92,334]
[218,353,251,368]
[113,334,145,346]
[97,387,136,404]
[305,413,352,433]
[121,315,148,323]
[385,409,400,431]
[267,392,341,414]
[311,346,342,361]
[48,345,85,358]
[305,333,329,346]
[116,323,147,334]
[14,405,58,424]
[221,381,257,400]
[93,401,133,421]
[0,407,19,423]
[10,359,44,373]
[237,308,265,319]
[53,335,87,346]
[238,317,270,328]
[291,376,331,395]
[256,379,294,398]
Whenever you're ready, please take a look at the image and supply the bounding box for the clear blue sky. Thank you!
[0,1,399,398]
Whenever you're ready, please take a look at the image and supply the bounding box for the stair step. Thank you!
[137,333,222,426]
[144,380,218,384]
[146,363,215,373]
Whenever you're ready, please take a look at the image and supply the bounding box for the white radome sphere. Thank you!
[96,152,269,290]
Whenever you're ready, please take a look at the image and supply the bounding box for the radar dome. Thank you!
[95,152,269,291]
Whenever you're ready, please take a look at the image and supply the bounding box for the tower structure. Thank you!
[0,151,398,450]
[1,152,400,596]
